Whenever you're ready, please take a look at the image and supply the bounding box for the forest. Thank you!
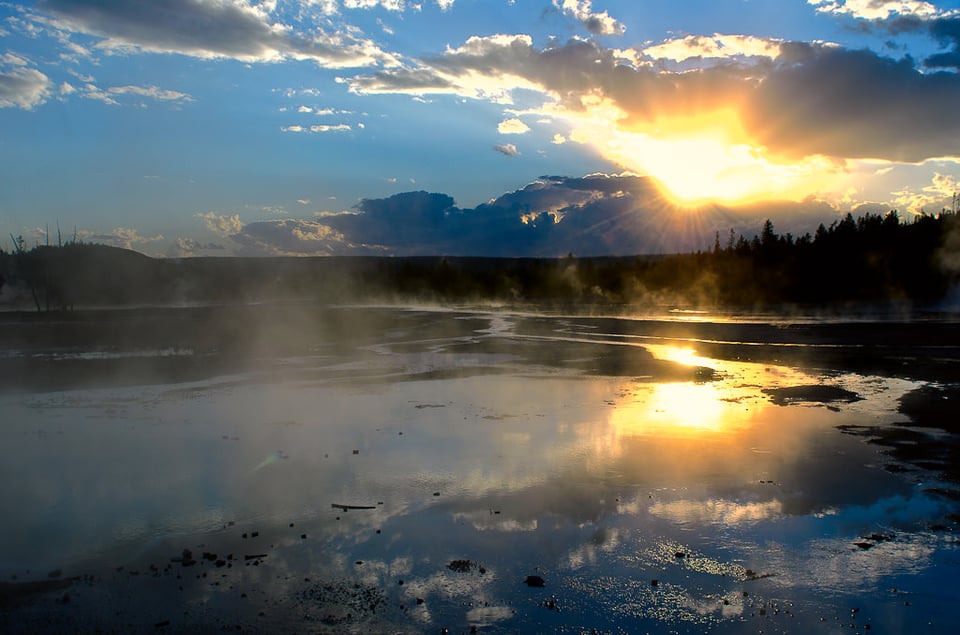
[1,210,958,312]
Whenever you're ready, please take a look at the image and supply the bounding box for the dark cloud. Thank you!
[36,0,395,67]
[224,175,843,257]
[348,34,960,164]
[925,17,960,68]
[747,45,960,162]
[494,143,520,156]
[861,15,960,69]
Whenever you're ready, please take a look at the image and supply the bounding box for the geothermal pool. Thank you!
[1,306,959,633]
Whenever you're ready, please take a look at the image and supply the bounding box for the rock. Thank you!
[447,560,475,573]
[525,575,546,587]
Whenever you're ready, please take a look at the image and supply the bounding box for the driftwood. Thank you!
[331,503,376,510]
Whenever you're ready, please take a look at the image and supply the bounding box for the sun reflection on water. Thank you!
[608,345,760,439]
[609,381,755,441]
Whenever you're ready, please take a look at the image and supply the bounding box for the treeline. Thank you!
[1,210,957,311]
[361,210,959,308]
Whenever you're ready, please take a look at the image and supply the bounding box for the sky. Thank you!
[2,0,960,257]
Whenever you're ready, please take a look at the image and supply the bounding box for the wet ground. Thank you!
[1,305,959,633]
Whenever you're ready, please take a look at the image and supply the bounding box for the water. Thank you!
[1,306,958,633]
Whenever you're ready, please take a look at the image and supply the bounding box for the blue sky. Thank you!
[2,0,960,257]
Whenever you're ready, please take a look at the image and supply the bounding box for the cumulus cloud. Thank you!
[642,33,784,62]
[229,218,370,255]
[0,54,52,109]
[554,0,625,36]
[172,237,226,256]
[497,117,530,134]
[494,143,520,156]
[35,0,399,68]
[892,171,959,213]
[808,0,945,20]
[197,211,243,236]
[223,175,844,257]
[79,227,164,250]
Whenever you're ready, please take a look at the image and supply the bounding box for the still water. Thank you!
[1,306,958,633]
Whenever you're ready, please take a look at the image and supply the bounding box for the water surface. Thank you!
[1,306,958,633]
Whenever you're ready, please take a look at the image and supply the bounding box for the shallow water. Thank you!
[1,306,959,633]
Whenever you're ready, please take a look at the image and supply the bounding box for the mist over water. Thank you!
[1,305,959,633]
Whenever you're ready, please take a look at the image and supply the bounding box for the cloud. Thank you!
[197,211,243,236]
[108,84,193,104]
[494,143,520,156]
[0,54,52,109]
[642,34,785,62]
[891,171,959,213]
[346,34,960,170]
[745,44,960,162]
[79,227,164,250]
[172,237,226,256]
[497,117,530,134]
[554,1,625,36]
[551,133,566,144]
[282,123,352,132]
[343,0,404,10]
[310,123,351,132]
[35,0,399,68]
[229,218,372,256]
[226,175,844,257]
[808,0,946,20]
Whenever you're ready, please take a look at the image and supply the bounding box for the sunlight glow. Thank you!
[606,345,761,440]
[651,346,714,368]
[563,99,844,205]
[608,381,752,439]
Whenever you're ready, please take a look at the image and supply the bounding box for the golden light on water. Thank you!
[607,345,758,439]
[653,346,714,367]
[610,382,733,436]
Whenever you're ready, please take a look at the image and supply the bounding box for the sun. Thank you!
[565,101,840,206]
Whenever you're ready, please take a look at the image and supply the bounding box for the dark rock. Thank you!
[763,385,861,406]
[525,575,546,587]
[447,560,475,573]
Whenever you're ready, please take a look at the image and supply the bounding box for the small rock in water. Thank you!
[525,575,546,587]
